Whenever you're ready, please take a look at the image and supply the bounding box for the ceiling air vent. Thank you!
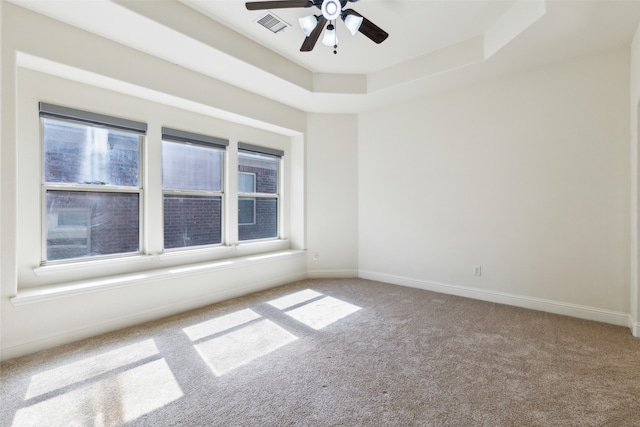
[255,12,290,33]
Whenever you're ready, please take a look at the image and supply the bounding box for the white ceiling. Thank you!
[9,0,640,115]
[183,0,517,74]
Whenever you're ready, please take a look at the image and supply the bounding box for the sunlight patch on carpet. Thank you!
[268,289,323,310]
[193,319,297,376]
[285,296,361,330]
[25,339,159,399]
[13,358,183,426]
[183,308,261,341]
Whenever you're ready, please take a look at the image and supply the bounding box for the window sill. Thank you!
[157,244,234,263]
[157,239,289,262]
[12,249,305,307]
[32,239,289,280]
[34,254,155,277]
[236,238,290,254]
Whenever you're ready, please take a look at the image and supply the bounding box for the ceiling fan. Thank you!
[245,0,388,53]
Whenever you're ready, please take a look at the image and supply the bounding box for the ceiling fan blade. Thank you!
[345,9,388,44]
[246,0,312,11]
[300,16,326,52]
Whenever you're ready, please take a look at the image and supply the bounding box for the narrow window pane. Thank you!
[163,195,222,249]
[46,191,139,261]
[162,141,222,192]
[239,198,277,241]
[43,118,140,187]
[238,152,277,194]
[238,198,256,225]
[238,172,256,193]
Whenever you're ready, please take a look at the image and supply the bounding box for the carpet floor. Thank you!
[1,278,640,426]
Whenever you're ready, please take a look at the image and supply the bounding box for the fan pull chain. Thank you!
[334,22,338,54]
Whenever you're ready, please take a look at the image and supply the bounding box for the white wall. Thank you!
[0,0,3,361]
[630,24,640,337]
[1,3,308,360]
[306,114,359,277]
[359,48,631,326]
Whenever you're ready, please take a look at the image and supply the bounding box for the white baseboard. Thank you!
[307,269,359,279]
[359,270,632,329]
[2,271,307,361]
[630,319,640,337]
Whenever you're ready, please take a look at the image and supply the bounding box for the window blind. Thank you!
[39,102,147,133]
[162,127,229,148]
[238,142,283,158]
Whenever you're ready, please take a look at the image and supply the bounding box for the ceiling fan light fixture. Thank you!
[321,0,341,21]
[298,14,318,36]
[343,13,363,36]
[245,0,389,52]
[321,23,338,47]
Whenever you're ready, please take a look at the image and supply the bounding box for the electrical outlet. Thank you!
[312,252,320,261]
[473,265,482,276]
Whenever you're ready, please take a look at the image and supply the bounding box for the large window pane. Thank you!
[46,191,139,261]
[43,118,140,187]
[162,141,222,192]
[163,195,222,249]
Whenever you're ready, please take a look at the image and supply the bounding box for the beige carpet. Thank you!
[2,278,640,426]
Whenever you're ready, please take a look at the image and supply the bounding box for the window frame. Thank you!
[161,127,228,252]
[33,102,289,275]
[39,104,146,265]
[237,144,283,242]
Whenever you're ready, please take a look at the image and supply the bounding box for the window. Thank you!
[238,143,282,241]
[40,103,146,262]
[38,103,287,269]
[162,128,228,250]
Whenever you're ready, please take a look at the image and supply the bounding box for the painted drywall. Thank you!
[0,0,3,362]
[306,114,359,277]
[630,23,640,337]
[0,4,307,360]
[359,48,631,322]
